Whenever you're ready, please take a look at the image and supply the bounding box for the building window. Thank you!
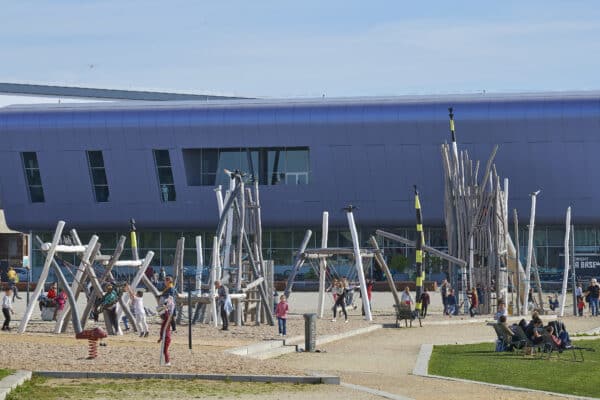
[153,149,176,202]
[86,151,110,202]
[21,152,45,203]
[182,147,310,187]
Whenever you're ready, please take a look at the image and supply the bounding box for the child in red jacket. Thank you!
[275,295,289,337]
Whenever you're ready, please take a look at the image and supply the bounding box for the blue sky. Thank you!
[1,1,600,104]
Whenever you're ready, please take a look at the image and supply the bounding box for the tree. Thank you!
[389,254,410,273]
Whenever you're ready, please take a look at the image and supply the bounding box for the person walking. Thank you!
[469,287,479,317]
[275,295,288,336]
[584,278,600,316]
[331,280,348,323]
[446,289,457,316]
[157,297,173,366]
[440,279,449,315]
[216,281,231,331]
[2,288,14,331]
[419,289,430,318]
[7,267,21,301]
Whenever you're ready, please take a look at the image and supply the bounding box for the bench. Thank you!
[394,304,421,328]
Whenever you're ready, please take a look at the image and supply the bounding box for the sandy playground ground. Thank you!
[1,290,599,399]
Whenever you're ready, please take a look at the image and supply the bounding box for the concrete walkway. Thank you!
[278,316,600,400]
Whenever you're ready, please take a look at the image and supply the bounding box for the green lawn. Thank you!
[7,377,313,400]
[0,369,13,380]
[429,339,600,398]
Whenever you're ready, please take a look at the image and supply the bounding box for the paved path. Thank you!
[279,316,600,400]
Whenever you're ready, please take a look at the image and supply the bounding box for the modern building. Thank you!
[1,92,599,281]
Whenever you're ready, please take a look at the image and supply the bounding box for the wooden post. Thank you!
[369,236,401,309]
[196,236,203,294]
[513,209,521,315]
[346,206,372,321]
[523,191,539,315]
[55,235,99,334]
[284,230,312,298]
[414,187,425,318]
[210,236,219,327]
[19,221,65,333]
[317,211,329,318]
[560,207,572,317]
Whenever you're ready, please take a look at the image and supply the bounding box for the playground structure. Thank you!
[19,220,156,335]
[185,169,275,327]
[284,108,576,319]
[20,171,276,336]
[440,108,553,315]
[283,207,374,321]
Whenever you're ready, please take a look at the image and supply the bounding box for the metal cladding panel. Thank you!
[0,94,600,231]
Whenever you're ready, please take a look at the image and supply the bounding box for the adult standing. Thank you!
[419,289,430,318]
[161,276,177,332]
[401,286,413,306]
[584,278,600,316]
[331,280,348,323]
[440,279,449,315]
[216,281,231,331]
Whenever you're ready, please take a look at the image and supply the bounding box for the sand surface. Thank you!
[4,291,600,399]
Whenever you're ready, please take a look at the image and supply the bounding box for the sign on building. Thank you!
[573,254,600,279]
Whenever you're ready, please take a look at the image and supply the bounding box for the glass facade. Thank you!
[182,147,310,187]
[86,151,110,202]
[21,152,45,203]
[153,149,176,202]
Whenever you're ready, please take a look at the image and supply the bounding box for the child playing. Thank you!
[275,295,288,336]
[2,288,14,331]
[577,296,585,317]
[157,297,173,366]
[126,284,149,337]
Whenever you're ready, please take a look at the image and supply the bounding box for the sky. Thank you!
[2,1,600,105]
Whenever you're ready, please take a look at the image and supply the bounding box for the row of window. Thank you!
[182,147,310,187]
[20,147,310,203]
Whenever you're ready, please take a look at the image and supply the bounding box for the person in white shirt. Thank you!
[401,286,414,306]
[2,288,15,331]
[126,284,149,337]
